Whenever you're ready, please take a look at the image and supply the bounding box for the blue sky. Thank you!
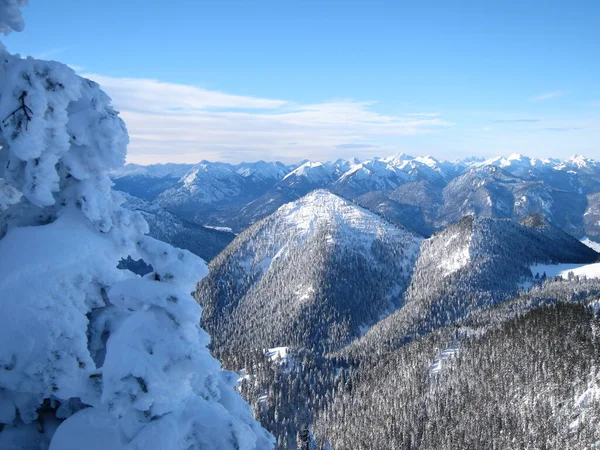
[4,0,600,164]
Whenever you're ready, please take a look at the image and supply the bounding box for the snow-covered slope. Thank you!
[280,161,339,188]
[332,159,410,197]
[531,262,600,279]
[153,160,291,225]
[350,215,599,354]
[582,237,600,252]
[196,190,423,355]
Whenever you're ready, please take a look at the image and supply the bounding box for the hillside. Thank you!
[350,215,599,354]
[195,189,422,356]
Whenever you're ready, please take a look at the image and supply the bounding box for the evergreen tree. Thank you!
[0,4,273,449]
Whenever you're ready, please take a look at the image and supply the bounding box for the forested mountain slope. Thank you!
[120,192,235,261]
[195,190,422,356]
[347,214,598,355]
[238,278,600,449]
[315,297,600,449]
[585,192,600,241]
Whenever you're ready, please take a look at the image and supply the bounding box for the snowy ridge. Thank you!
[281,161,338,186]
[275,189,419,251]
[110,163,194,179]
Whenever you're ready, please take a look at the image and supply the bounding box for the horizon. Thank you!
[120,151,595,168]
[4,0,600,164]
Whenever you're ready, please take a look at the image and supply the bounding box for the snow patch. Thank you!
[531,263,600,280]
[581,237,600,253]
[430,343,461,375]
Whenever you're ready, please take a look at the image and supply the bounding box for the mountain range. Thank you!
[114,153,600,449]
[190,187,600,448]
[112,154,600,241]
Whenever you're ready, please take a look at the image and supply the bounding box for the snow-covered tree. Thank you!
[0,3,274,449]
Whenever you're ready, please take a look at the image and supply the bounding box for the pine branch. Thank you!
[2,91,33,131]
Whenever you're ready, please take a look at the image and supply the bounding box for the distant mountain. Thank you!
[154,160,291,224]
[114,154,600,240]
[413,155,468,181]
[111,163,194,179]
[556,155,600,193]
[217,161,342,232]
[156,161,252,210]
[439,165,587,236]
[111,163,194,200]
[354,180,444,236]
[280,161,340,188]
[329,156,362,173]
[331,159,410,198]
[120,192,235,262]
[195,190,422,356]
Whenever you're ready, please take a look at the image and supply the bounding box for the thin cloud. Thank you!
[531,91,567,101]
[494,119,540,123]
[404,112,442,117]
[84,74,288,111]
[83,74,454,164]
[336,143,380,149]
[543,127,583,132]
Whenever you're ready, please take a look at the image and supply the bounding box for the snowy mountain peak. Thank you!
[383,153,415,166]
[414,155,440,167]
[276,189,414,242]
[331,156,362,172]
[507,153,527,161]
[558,154,599,171]
[281,161,338,184]
[110,163,194,179]
[182,161,236,186]
[234,160,289,182]
[197,189,423,356]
